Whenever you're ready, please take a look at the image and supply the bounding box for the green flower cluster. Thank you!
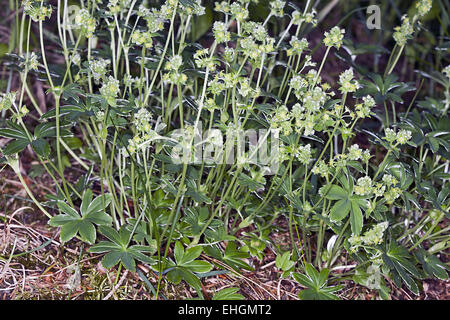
[0,92,16,112]
[74,8,96,38]
[348,222,389,252]
[323,26,345,49]
[23,0,52,22]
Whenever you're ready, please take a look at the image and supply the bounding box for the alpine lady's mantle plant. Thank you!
[0,0,448,299]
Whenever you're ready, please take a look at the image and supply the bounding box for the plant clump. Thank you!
[0,0,448,300]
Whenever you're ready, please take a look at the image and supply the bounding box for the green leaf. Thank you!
[428,137,440,152]
[392,261,419,295]
[382,243,421,295]
[81,189,93,216]
[85,193,112,217]
[292,273,315,288]
[298,288,340,300]
[121,252,136,272]
[31,138,50,158]
[276,252,295,271]
[119,227,132,245]
[330,199,351,221]
[98,226,122,245]
[293,265,342,300]
[60,221,80,242]
[167,268,183,284]
[174,241,184,264]
[90,232,156,272]
[350,200,363,235]
[34,122,57,139]
[422,255,448,280]
[133,243,157,255]
[87,210,112,225]
[48,214,76,226]
[212,287,244,300]
[49,199,112,244]
[183,260,213,273]
[180,246,203,265]
[56,201,79,217]
[0,122,29,140]
[3,139,29,155]
[415,249,448,280]
[305,263,320,287]
[41,105,85,120]
[78,220,96,244]
[179,268,203,295]
[102,251,123,269]
[129,247,157,265]
[88,241,119,253]
[64,137,83,149]
[324,185,348,200]
[318,268,330,287]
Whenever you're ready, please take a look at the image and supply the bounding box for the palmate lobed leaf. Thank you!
[419,254,448,280]
[382,242,422,295]
[326,179,366,235]
[276,251,296,271]
[204,243,253,272]
[294,264,342,300]
[48,190,113,244]
[89,226,157,272]
[165,241,213,294]
[92,245,155,272]
[83,193,112,217]
[0,121,62,158]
